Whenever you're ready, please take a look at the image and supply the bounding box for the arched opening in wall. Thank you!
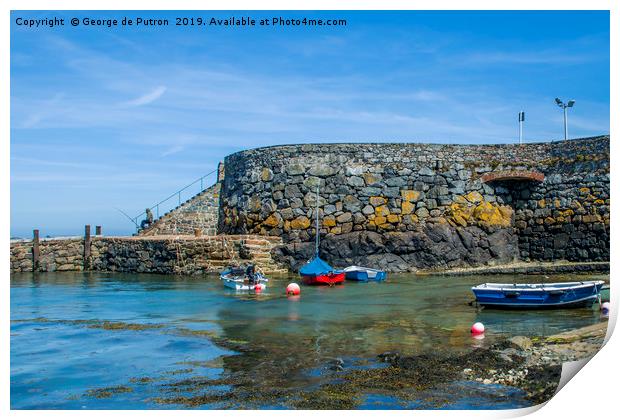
[480,170,545,184]
[483,175,545,262]
[489,180,543,209]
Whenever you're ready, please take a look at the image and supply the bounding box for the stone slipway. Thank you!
[417,260,609,276]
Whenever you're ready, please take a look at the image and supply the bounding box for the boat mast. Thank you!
[315,184,320,257]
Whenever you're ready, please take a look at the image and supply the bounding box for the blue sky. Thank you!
[10,10,610,237]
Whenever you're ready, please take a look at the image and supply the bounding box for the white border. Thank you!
[2,2,617,420]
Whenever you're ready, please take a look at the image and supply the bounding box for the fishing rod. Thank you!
[115,207,139,229]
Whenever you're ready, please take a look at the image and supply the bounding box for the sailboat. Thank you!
[299,185,345,286]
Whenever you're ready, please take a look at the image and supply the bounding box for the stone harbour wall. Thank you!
[10,238,84,272]
[219,136,609,271]
[10,235,288,275]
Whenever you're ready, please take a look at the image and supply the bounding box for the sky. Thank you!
[10,10,610,237]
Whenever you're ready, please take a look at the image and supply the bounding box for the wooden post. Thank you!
[95,225,102,236]
[84,225,91,271]
[32,229,40,272]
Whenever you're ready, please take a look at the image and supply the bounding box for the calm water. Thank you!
[10,271,608,409]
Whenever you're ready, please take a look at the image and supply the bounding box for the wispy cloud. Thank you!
[10,156,112,170]
[20,93,65,128]
[459,50,596,66]
[122,86,167,107]
[160,145,185,157]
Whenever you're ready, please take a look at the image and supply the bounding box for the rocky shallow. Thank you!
[461,321,608,404]
[148,321,608,409]
[20,315,606,409]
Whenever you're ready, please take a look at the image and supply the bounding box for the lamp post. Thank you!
[555,98,575,141]
[518,111,525,145]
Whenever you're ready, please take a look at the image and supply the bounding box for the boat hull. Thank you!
[477,296,599,310]
[343,267,387,282]
[221,277,268,291]
[302,272,345,286]
[472,281,604,309]
[220,268,268,291]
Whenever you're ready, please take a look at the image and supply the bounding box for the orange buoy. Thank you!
[471,322,485,336]
[286,283,300,295]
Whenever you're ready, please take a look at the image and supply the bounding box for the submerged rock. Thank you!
[509,336,533,351]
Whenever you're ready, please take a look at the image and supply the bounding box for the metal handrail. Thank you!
[133,168,218,230]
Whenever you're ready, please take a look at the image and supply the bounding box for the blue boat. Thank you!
[300,256,345,285]
[343,266,387,282]
[299,184,345,286]
[471,281,605,309]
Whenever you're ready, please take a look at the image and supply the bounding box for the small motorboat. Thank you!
[471,281,605,309]
[220,267,268,291]
[343,266,387,282]
[300,256,345,286]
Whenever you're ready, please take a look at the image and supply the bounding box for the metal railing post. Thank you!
[129,168,218,227]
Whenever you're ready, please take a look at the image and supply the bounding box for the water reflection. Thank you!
[10,271,608,409]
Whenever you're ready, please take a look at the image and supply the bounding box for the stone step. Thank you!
[248,253,273,259]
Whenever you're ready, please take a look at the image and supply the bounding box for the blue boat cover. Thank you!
[299,256,334,276]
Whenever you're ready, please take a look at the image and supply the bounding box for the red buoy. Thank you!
[471,322,485,336]
[286,283,300,295]
[254,283,265,292]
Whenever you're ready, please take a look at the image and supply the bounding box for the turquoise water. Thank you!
[10,271,608,409]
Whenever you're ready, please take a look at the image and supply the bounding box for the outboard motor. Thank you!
[246,264,256,284]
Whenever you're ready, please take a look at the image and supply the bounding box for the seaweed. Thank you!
[129,377,156,384]
[85,385,133,399]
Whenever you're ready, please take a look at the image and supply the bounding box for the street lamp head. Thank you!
[567,100,575,108]
[555,97,562,105]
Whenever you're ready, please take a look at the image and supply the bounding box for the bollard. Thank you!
[84,225,91,271]
[95,225,102,236]
[32,229,40,272]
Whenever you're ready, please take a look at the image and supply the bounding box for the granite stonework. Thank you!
[139,183,221,236]
[10,235,287,275]
[219,136,609,271]
[11,137,609,274]
[10,238,84,272]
